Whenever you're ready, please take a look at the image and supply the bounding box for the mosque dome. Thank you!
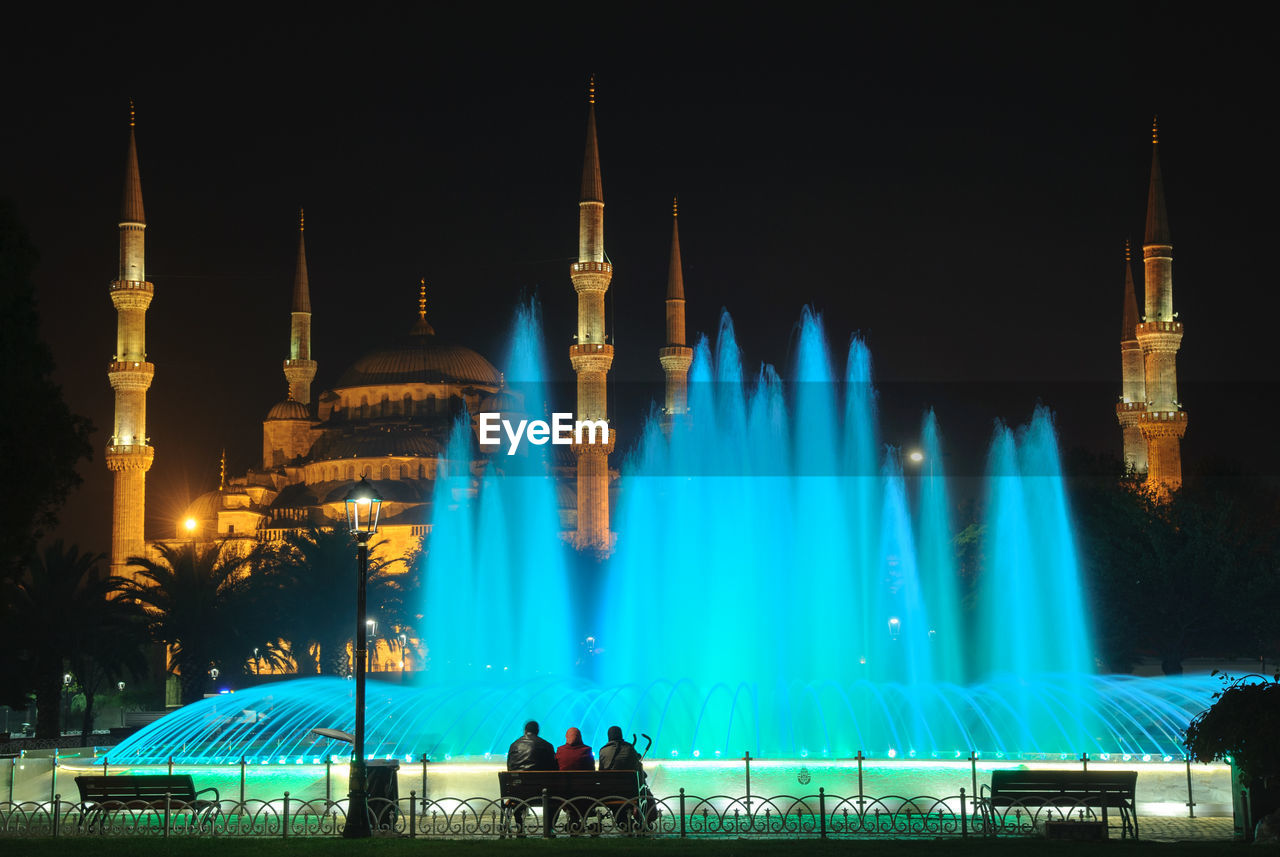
[266,399,311,420]
[184,490,224,521]
[335,330,500,389]
[478,390,524,414]
[311,428,440,460]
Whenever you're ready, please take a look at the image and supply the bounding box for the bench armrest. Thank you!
[194,786,221,803]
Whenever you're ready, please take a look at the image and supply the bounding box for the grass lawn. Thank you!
[0,840,1249,857]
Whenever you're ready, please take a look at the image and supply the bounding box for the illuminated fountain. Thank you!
[108,304,1217,768]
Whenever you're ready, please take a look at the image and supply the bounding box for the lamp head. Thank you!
[344,476,383,537]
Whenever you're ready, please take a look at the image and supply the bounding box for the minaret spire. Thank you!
[1116,238,1147,474]
[106,102,156,579]
[283,208,317,404]
[1144,116,1171,250]
[1134,116,1187,494]
[569,74,615,553]
[411,278,435,336]
[121,102,145,240]
[660,195,693,427]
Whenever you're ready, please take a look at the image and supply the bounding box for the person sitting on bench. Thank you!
[598,725,648,829]
[556,727,594,771]
[598,725,642,776]
[506,720,556,831]
[555,727,595,833]
[507,719,557,770]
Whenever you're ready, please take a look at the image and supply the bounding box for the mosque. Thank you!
[104,92,1184,592]
[106,83,692,582]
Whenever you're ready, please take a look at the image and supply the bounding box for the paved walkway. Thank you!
[1140,816,1234,841]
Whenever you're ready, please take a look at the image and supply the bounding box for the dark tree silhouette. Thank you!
[0,200,93,578]
[5,541,147,737]
[126,542,262,704]
[1070,453,1280,674]
[260,527,409,675]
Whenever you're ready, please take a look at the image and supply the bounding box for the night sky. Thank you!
[5,5,1277,555]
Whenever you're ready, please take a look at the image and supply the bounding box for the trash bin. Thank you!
[366,759,400,828]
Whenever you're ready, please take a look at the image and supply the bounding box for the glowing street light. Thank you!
[908,450,924,464]
[888,617,902,640]
[341,476,382,839]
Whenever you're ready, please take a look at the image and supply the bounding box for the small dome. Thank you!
[478,390,524,414]
[184,490,224,520]
[335,332,500,388]
[267,399,311,420]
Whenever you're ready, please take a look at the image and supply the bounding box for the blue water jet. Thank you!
[112,304,1216,763]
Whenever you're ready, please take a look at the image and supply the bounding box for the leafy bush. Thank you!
[1184,673,1280,784]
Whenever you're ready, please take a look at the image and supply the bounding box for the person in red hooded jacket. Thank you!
[555,727,595,833]
[556,727,595,771]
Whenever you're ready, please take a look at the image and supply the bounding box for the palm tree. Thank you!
[261,527,406,675]
[126,541,263,705]
[6,541,147,738]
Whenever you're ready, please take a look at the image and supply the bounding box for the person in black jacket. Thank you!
[507,720,556,770]
[505,720,557,832]
[598,725,643,774]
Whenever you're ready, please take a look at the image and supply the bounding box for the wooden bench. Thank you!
[74,775,221,831]
[981,769,1138,839]
[497,770,646,836]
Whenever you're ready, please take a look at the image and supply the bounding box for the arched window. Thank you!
[347,465,356,481]
[418,463,426,478]
[360,396,369,419]
[381,465,390,480]
[403,393,413,416]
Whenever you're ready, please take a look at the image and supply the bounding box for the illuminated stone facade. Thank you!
[569,79,616,552]
[1129,121,1187,494]
[660,198,693,427]
[107,109,155,580]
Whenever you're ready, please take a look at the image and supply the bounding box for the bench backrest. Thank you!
[989,769,1136,805]
[75,775,199,803]
[499,770,640,801]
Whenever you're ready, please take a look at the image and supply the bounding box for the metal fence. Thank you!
[0,789,1144,839]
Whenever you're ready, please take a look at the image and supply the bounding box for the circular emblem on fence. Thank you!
[797,767,811,785]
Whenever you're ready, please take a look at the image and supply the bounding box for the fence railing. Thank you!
[0,789,1145,839]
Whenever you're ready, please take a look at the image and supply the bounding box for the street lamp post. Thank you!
[342,476,382,839]
[62,673,73,735]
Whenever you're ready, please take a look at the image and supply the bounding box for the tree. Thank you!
[260,528,407,675]
[125,541,263,704]
[0,199,93,579]
[1185,673,1280,783]
[4,541,148,737]
[1071,453,1280,674]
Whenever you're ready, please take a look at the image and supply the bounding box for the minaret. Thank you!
[569,75,615,551]
[263,211,318,470]
[283,208,317,405]
[1116,239,1147,473]
[106,102,155,579]
[1134,117,1187,493]
[659,196,693,427]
